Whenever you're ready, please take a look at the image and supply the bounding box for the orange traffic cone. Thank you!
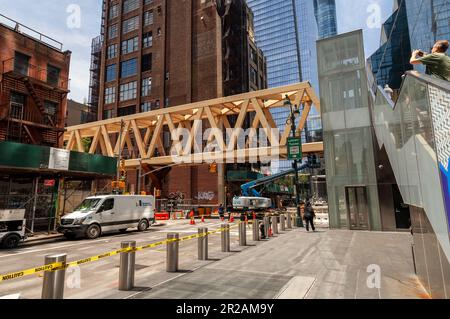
[190,217,196,225]
[269,227,273,237]
[201,216,205,223]
[230,215,235,223]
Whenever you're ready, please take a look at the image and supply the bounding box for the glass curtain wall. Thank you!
[317,30,382,230]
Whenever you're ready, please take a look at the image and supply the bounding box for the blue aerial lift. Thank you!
[232,163,310,212]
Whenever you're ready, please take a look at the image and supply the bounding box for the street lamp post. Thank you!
[285,96,304,228]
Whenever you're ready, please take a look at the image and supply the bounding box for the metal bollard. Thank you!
[287,212,292,229]
[280,214,286,231]
[253,219,259,241]
[272,215,279,235]
[221,224,230,252]
[166,233,179,272]
[264,217,270,238]
[119,241,136,291]
[198,228,208,261]
[41,253,67,299]
[239,222,246,246]
[291,213,296,228]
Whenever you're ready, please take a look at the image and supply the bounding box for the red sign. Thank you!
[44,180,56,187]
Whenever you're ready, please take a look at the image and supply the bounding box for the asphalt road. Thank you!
[0,219,249,299]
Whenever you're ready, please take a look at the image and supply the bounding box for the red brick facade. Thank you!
[0,21,71,147]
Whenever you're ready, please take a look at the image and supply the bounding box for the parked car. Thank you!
[58,195,155,239]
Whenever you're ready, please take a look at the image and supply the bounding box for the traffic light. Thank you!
[119,159,127,181]
[209,162,218,173]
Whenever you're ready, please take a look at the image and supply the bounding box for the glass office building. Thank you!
[313,0,338,39]
[247,0,337,172]
[367,1,413,90]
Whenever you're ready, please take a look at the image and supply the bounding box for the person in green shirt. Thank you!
[410,40,450,81]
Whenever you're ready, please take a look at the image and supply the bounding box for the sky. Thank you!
[0,0,394,102]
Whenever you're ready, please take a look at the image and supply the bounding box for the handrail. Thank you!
[0,14,63,51]
[404,71,450,92]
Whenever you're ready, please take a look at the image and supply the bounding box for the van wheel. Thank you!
[2,234,21,249]
[137,220,149,232]
[86,224,101,239]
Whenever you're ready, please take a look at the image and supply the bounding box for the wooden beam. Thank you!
[101,125,114,157]
[74,130,84,153]
[89,127,101,154]
[131,120,146,158]
[147,115,164,158]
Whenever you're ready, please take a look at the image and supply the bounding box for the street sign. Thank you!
[287,137,302,160]
[44,180,56,187]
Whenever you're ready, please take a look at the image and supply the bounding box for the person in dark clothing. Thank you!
[303,201,316,232]
[218,204,225,220]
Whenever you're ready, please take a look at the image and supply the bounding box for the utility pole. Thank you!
[286,96,304,228]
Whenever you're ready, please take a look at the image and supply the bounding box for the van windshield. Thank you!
[75,199,101,212]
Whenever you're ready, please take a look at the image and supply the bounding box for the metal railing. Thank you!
[2,57,69,91]
[0,14,63,51]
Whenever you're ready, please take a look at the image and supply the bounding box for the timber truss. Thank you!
[64,82,323,168]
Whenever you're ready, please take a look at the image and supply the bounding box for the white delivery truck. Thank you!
[58,195,155,239]
[0,209,27,249]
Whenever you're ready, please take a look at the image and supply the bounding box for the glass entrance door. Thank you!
[345,186,370,230]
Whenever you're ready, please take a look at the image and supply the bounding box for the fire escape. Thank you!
[1,57,69,147]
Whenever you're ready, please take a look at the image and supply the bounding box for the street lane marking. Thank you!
[0,222,241,283]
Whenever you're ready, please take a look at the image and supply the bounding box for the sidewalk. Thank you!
[126,228,428,299]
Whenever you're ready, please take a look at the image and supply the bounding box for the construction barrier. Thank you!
[0,221,243,283]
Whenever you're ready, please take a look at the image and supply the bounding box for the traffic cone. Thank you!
[230,214,235,223]
[253,212,256,220]
[269,227,273,237]
[201,216,205,223]
[190,217,196,225]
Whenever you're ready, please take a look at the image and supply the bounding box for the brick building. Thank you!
[0,14,71,147]
[93,0,266,205]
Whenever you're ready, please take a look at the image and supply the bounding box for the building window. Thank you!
[104,86,116,104]
[109,4,119,20]
[108,24,118,39]
[122,16,139,34]
[123,0,139,14]
[103,109,114,119]
[47,65,60,87]
[140,101,152,112]
[250,48,257,64]
[9,92,26,120]
[119,81,137,101]
[143,32,153,48]
[107,44,118,59]
[43,101,58,125]
[121,37,139,55]
[121,58,137,78]
[144,0,153,5]
[14,52,30,76]
[106,64,117,82]
[118,105,136,117]
[250,67,257,85]
[142,77,152,96]
[142,54,152,72]
[143,10,154,26]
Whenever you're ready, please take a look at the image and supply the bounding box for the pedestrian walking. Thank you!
[218,203,225,221]
[410,40,450,81]
[303,201,316,232]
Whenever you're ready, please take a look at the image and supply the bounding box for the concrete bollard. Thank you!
[239,222,246,246]
[166,233,179,272]
[41,253,67,299]
[264,217,270,238]
[272,215,279,235]
[280,214,286,231]
[221,224,230,252]
[119,241,136,291]
[287,212,292,229]
[198,227,208,261]
[253,219,259,241]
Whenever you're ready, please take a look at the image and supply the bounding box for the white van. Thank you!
[58,195,155,239]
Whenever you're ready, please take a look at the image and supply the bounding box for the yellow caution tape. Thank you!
[0,221,244,283]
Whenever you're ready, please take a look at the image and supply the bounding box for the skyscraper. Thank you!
[247,0,337,172]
